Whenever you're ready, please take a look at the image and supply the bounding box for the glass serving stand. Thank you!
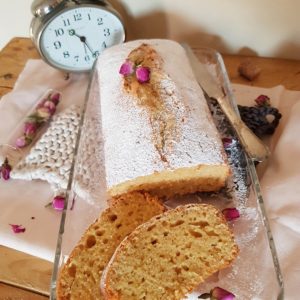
[50,47,284,299]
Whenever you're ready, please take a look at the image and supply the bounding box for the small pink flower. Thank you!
[24,122,38,137]
[43,100,56,115]
[0,158,12,180]
[50,92,61,105]
[136,66,150,83]
[119,60,135,76]
[222,208,240,221]
[9,224,26,233]
[211,287,235,300]
[52,196,65,211]
[36,107,51,119]
[255,95,270,107]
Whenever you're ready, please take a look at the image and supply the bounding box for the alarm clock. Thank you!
[30,0,126,72]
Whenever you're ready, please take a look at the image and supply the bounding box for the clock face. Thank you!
[40,6,125,72]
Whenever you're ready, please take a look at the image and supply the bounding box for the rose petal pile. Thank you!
[119,60,151,83]
[15,92,61,149]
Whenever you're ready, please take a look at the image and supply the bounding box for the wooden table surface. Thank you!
[0,37,300,299]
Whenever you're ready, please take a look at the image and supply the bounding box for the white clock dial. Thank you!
[40,6,125,72]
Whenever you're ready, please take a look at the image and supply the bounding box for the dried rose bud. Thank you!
[136,66,150,83]
[222,208,240,221]
[222,137,233,149]
[43,100,56,115]
[119,60,135,76]
[50,92,61,105]
[255,95,271,107]
[211,287,235,300]
[1,158,12,180]
[24,122,38,137]
[52,196,65,211]
[36,107,52,119]
[15,136,27,148]
[9,224,26,233]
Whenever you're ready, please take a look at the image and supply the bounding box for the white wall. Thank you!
[1,0,299,60]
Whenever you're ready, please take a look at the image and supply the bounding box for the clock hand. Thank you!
[69,29,95,55]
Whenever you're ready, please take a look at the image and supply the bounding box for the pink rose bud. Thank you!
[136,66,150,83]
[24,122,38,137]
[52,196,65,211]
[37,107,51,119]
[211,287,235,300]
[1,158,12,180]
[16,136,29,148]
[43,100,56,115]
[222,137,233,149]
[222,208,240,221]
[119,60,135,76]
[255,95,270,107]
[9,224,26,233]
[50,93,61,105]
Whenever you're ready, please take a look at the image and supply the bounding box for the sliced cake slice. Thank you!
[56,192,165,300]
[101,204,239,300]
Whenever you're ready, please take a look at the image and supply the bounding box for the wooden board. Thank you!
[0,283,48,299]
[0,245,53,296]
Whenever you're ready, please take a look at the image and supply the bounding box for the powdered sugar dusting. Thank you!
[96,39,227,189]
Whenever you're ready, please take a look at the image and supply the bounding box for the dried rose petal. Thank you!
[52,196,65,211]
[211,287,235,300]
[255,95,270,107]
[50,93,61,105]
[24,122,38,137]
[136,66,150,83]
[1,158,12,180]
[9,224,26,233]
[222,208,240,221]
[119,60,135,76]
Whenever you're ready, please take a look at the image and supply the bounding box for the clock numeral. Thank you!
[53,41,61,49]
[88,13,91,20]
[63,19,70,26]
[74,13,82,21]
[85,55,90,62]
[74,55,79,62]
[102,41,107,49]
[93,51,100,58]
[104,28,110,36]
[63,51,70,58]
[55,28,64,37]
[97,17,103,25]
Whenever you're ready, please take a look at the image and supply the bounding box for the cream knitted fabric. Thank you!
[11,105,81,194]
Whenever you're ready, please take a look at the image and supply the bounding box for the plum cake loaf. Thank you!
[96,39,230,198]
